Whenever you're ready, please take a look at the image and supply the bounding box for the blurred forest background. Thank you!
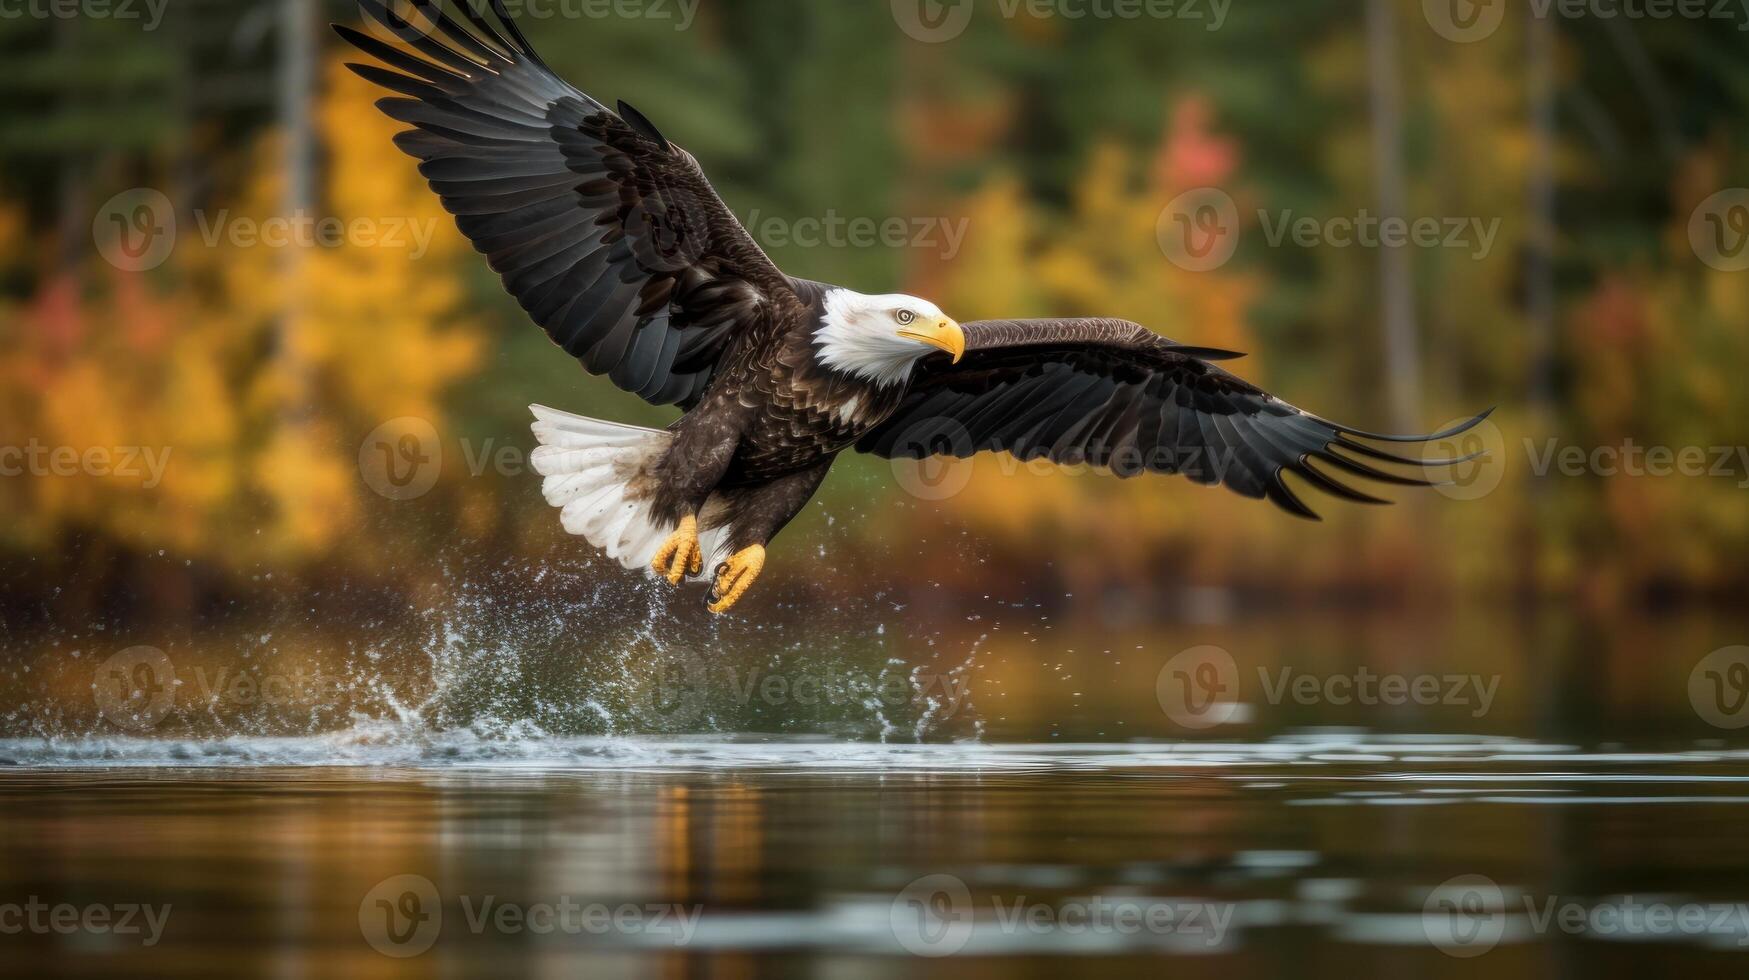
[2,0,1747,641]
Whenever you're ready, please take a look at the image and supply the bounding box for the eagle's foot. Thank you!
[707,546,766,615]
[651,515,703,586]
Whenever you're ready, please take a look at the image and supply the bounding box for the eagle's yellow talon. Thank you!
[651,515,701,586]
[707,545,766,615]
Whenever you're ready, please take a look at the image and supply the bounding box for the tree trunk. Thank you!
[1366,0,1421,431]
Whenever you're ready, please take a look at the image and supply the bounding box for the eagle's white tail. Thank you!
[529,405,678,573]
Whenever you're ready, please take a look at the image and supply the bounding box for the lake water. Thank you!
[4,599,1749,975]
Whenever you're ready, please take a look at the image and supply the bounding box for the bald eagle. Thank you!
[338,1,1487,613]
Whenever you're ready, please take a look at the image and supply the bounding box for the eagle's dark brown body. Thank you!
[642,280,909,558]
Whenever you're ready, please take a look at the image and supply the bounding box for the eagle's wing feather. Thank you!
[337,0,793,409]
[856,318,1491,520]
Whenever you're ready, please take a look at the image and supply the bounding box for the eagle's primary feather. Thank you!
[337,0,1491,612]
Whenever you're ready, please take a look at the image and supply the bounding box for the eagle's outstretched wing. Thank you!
[856,318,1490,519]
[336,0,793,408]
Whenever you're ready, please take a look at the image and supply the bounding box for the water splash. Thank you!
[0,556,985,751]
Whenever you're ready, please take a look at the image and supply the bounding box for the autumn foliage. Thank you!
[4,5,1749,618]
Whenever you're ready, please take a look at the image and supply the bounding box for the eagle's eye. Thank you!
[895,310,917,325]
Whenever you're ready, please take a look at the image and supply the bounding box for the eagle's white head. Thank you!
[814,289,966,387]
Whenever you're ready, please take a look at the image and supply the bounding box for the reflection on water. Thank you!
[4,601,1749,974]
[5,741,1749,977]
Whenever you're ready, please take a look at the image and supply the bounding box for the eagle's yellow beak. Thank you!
[898,318,966,364]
